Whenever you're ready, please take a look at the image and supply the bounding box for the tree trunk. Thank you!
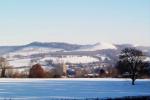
[1,69,6,77]
[131,74,135,85]
[132,78,135,85]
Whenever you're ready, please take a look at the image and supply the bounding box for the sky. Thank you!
[0,0,150,46]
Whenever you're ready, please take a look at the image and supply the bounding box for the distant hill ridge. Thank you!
[0,42,149,55]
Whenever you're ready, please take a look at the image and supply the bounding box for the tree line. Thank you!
[0,47,150,85]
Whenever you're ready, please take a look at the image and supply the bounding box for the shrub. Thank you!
[29,64,45,78]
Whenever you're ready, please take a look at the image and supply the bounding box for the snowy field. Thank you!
[8,55,99,67]
[0,78,150,100]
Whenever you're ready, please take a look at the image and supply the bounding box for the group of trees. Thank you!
[0,47,150,85]
[65,48,150,85]
[0,56,66,78]
[28,63,63,78]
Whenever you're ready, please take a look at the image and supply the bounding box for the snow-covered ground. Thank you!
[96,54,111,61]
[0,78,150,100]
[8,56,99,67]
[9,58,31,67]
[145,57,150,62]
[40,56,99,64]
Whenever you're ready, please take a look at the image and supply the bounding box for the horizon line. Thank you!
[0,41,148,47]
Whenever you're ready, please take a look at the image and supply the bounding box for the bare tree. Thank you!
[116,48,149,85]
[0,57,9,77]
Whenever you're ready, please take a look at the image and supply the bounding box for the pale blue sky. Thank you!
[0,0,150,46]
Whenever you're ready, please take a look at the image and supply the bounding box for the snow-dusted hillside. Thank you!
[41,56,99,64]
[5,46,63,57]
[77,42,117,51]
[1,42,150,57]
[8,55,99,67]
[96,54,111,61]
[3,42,117,56]
[9,58,31,67]
[1,42,149,68]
